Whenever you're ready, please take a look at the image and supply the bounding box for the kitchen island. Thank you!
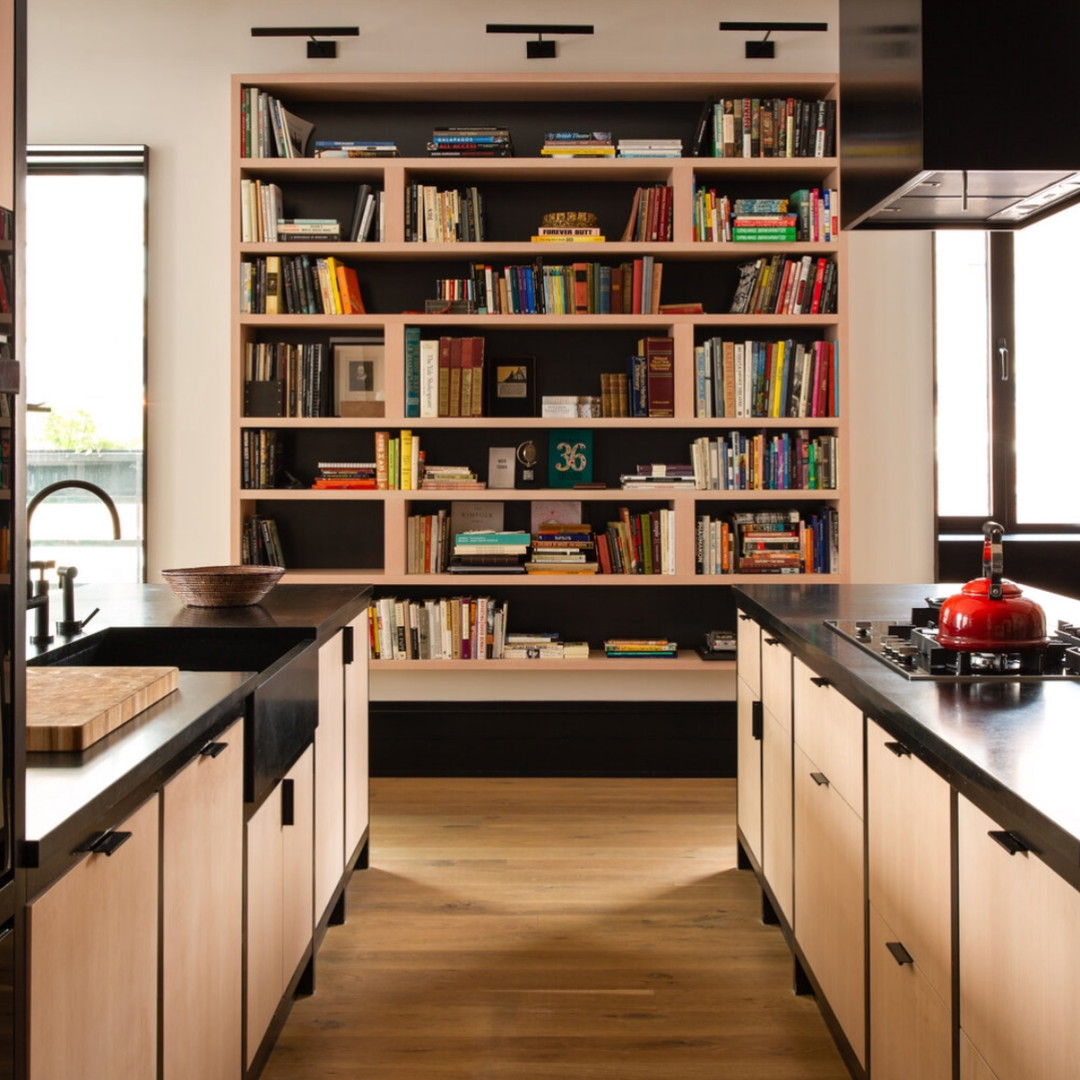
[733,582,1080,1080]
[21,581,371,1080]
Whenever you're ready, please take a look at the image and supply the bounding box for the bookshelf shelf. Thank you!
[231,71,847,656]
[368,650,734,672]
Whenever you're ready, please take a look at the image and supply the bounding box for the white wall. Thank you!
[24,0,934,582]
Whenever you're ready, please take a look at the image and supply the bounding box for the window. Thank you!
[934,200,1080,534]
[24,146,147,582]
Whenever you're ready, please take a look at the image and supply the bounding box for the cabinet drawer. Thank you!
[958,795,1080,1080]
[793,656,863,811]
[869,904,951,1080]
[761,633,792,732]
[794,744,866,1066]
[762,705,793,923]
[867,719,951,1005]
[736,674,763,865]
[736,612,761,696]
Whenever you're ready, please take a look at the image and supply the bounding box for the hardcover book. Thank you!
[548,429,593,488]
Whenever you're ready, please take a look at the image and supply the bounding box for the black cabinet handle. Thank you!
[810,771,830,787]
[886,941,914,966]
[738,613,752,621]
[810,676,830,688]
[764,637,781,646]
[988,829,1029,856]
[342,623,355,665]
[751,700,763,741]
[884,741,911,758]
[76,831,133,857]
[199,741,228,758]
[281,778,295,827]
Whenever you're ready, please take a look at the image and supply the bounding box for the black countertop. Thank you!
[734,582,1080,890]
[22,583,371,891]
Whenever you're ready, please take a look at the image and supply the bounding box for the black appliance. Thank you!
[827,600,1080,682]
[839,0,1080,229]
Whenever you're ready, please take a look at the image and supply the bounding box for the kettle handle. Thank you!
[983,520,1004,600]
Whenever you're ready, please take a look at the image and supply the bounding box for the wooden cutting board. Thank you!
[26,666,180,751]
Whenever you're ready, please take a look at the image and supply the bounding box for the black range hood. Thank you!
[839,0,1080,229]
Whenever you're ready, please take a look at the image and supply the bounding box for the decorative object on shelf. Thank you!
[717,20,828,60]
[487,447,516,489]
[516,439,538,486]
[161,565,285,608]
[487,357,535,417]
[332,337,385,417]
[485,23,594,59]
[548,429,593,488]
[249,25,359,60]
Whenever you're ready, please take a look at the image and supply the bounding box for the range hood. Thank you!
[839,0,1080,229]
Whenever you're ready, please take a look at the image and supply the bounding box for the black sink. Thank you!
[29,625,319,805]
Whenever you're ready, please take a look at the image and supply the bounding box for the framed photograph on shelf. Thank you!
[486,356,536,418]
[332,336,385,417]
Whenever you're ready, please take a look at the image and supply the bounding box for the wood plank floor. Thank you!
[261,777,850,1079]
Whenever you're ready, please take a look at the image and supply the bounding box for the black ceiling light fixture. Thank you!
[485,23,594,59]
[719,21,828,60]
[250,26,360,59]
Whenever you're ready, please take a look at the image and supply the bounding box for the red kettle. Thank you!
[936,521,1048,651]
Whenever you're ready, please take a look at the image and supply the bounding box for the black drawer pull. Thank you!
[199,741,228,758]
[281,778,295,827]
[751,700,763,741]
[810,771,830,787]
[886,941,914,966]
[342,623,355,665]
[79,830,132,857]
[810,676,830,688]
[738,613,752,622]
[763,637,781,646]
[884,741,911,758]
[988,829,1029,856]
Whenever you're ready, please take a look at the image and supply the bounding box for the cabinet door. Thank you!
[869,905,951,1080]
[736,673,763,864]
[959,1031,1002,1080]
[958,796,1080,1080]
[794,743,865,1067]
[736,610,761,697]
[867,721,951,1003]
[28,794,160,1080]
[282,744,315,983]
[245,778,285,1069]
[344,610,370,861]
[162,719,244,1080]
[760,634,793,921]
[316,630,347,919]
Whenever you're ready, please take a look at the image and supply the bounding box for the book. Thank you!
[640,336,675,418]
[548,430,593,488]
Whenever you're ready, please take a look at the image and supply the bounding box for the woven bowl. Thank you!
[161,565,284,607]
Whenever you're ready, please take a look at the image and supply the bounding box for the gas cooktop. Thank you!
[826,601,1080,681]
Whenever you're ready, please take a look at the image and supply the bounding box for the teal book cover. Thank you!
[548,429,593,487]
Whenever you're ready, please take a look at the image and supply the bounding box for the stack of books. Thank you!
[604,639,678,659]
[616,138,682,158]
[242,515,285,568]
[619,464,697,490]
[450,529,530,573]
[313,140,399,158]
[418,464,484,490]
[503,634,590,659]
[311,461,377,489]
[277,218,341,242]
[530,225,605,243]
[428,127,512,157]
[526,523,598,574]
[731,204,799,242]
[539,131,614,157]
[732,510,803,573]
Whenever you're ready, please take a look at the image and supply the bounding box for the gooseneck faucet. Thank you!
[27,480,120,638]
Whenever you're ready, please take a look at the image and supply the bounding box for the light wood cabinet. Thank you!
[27,795,160,1080]
[791,657,864,1067]
[343,610,370,863]
[958,795,1080,1080]
[735,613,762,864]
[760,632,793,923]
[162,719,244,1080]
[246,744,314,1069]
[315,629,347,919]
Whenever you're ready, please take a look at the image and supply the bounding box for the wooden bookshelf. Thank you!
[230,72,847,663]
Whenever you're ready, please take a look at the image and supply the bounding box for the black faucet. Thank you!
[27,480,120,639]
